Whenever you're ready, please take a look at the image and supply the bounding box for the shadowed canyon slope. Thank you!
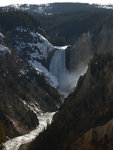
[28,54,113,150]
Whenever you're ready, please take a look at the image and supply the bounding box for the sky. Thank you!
[0,0,113,6]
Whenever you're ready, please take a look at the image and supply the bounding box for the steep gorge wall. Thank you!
[27,23,113,150]
[28,54,113,150]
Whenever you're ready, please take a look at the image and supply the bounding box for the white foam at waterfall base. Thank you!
[58,66,88,97]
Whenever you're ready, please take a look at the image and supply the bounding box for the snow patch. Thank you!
[28,60,58,88]
[13,28,58,88]
[97,4,113,9]
[29,32,54,60]
[0,44,11,54]
[19,68,29,75]
[16,26,28,32]
[27,34,69,89]
[0,32,4,38]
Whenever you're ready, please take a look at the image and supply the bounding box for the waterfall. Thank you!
[49,47,88,97]
[49,48,70,96]
[49,49,66,85]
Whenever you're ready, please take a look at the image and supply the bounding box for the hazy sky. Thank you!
[0,0,113,6]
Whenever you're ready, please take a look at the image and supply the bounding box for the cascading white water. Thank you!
[49,49,66,80]
[49,47,73,96]
[49,48,67,92]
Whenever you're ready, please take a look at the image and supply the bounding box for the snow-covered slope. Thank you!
[8,26,59,88]
[8,26,89,96]
[28,32,54,60]
[0,44,11,54]
[15,27,54,60]
[0,32,4,38]
[28,60,58,88]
